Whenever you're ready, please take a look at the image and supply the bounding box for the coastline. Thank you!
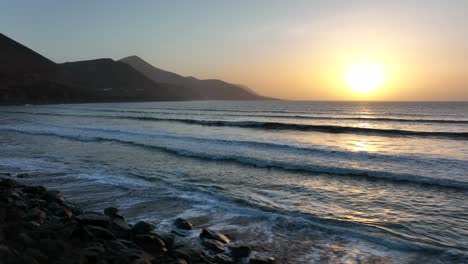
[0,173,275,264]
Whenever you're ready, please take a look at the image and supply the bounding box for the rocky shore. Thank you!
[0,173,276,264]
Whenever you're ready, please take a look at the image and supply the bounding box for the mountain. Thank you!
[0,33,185,104]
[0,33,267,104]
[120,55,265,100]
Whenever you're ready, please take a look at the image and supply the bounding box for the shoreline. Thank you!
[0,173,276,264]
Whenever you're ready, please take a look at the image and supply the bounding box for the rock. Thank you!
[132,221,154,234]
[17,232,36,248]
[172,249,191,262]
[201,238,226,253]
[23,247,48,264]
[75,213,110,227]
[104,207,121,218]
[200,228,231,244]
[230,245,251,259]
[133,234,167,254]
[22,186,47,195]
[66,204,84,216]
[86,225,116,240]
[26,207,47,224]
[70,224,94,241]
[249,256,276,264]
[153,231,176,249]
[214,254,234,264]
[174,218,193,230]
[0,244,16,260]
[111,217,130,230]
[28,198,47,208]
[0,178,17,188]
[43,190,65,204]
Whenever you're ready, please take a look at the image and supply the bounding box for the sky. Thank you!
[1,0,467,101]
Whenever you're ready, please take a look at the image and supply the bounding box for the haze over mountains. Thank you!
[0,33,266,104]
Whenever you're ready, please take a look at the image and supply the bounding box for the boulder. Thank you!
[75,213,110,227]
[86,225,116,240]
[214,254,234,264]
[230,245,251,259]
[22,186,47,195]
[201,238,226,253]
[200,228,231,244]
[154,231,176,249]
[132,221,154,234]
[26,207,47,224]
[104,207,122,218]
[174,218,193,230]
[249,256,276,264]
[133,234,167,254]
[43,190,65,204]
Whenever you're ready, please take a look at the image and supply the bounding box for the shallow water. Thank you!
[0,101,467,263]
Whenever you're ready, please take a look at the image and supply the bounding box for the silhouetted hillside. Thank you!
[0,33,268,104]
[120,55,265,100]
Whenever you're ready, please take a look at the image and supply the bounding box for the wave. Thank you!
[48,107,468,124]
[4,111,468,139]
[2,126,467,190]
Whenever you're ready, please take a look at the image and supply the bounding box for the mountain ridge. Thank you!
[0,33,268,104]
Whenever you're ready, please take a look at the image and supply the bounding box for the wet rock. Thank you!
[70,224,94,241]
[174,218,193,230]
[43,190,65,204]
[201,238,226,253]
[22,186,47,195]
[104,207,121,218]
[75,213,110,227]
[0,178,17,188]
[230,245,251,260]
[26,207,47,224]
[249,255,276,264]
[154,231,176,249]
[86,225,116,240]
[214,254,234,264]
[173,249,191,262]
[132,221,154,234]
[23,247,48,264]
[17,232,36,248]
[200,228,231,244]
[0,244,17,260]
[28,198,47,208]
[133,234,167,254]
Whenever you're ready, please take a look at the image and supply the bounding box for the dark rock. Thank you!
[104,207,121,218]
[28,198,47,208]
[17,232,36,248]
[26,207,47,224]
[75,213,110,227]
[201,238,226,253]
[154,231,176,249]
[23,247,48,264]
[132,221,154,234]
[249,256,276,264]
[200,228,231,244]
[43,190,65,204]
[66,204,84,216]
[134,234,167,254]
[172,249,191,262]
[22,186,47,195]
[111,217,130,231]
[70,224,94,241]
[214,254,234,264]
[0,178,17,188]
[0,244,17,260]
[174,218,193,230]
[230,245,251,260]
[86,225,116,240]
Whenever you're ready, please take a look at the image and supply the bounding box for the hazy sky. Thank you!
[1,0,467,101]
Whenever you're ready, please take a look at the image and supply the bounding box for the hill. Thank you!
[120,55,264,100]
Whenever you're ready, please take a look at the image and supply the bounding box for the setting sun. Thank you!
[345,63,386,93]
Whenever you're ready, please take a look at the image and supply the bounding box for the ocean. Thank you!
[0,101,467,263]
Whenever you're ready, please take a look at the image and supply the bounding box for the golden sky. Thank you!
[2,1,467,101]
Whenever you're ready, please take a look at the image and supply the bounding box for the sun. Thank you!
[345,63,385,93]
